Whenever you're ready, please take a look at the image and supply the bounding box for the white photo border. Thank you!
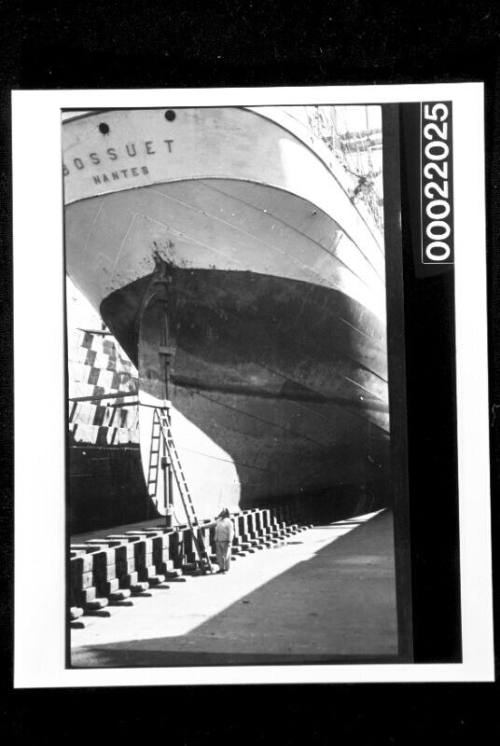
[12,84,493,686]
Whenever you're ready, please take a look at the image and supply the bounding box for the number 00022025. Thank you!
[422,102,452,263]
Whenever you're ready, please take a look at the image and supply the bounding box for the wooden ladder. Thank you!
[146,410,163,501]
[152,405,213,573]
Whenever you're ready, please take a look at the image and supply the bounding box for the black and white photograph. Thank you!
[64,103,404,668]
[12,85,493,686]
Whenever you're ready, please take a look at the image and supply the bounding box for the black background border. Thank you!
[2,0,499,742]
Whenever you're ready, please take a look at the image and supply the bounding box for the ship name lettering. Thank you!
[92,165,150,185]
[62,139,174,176]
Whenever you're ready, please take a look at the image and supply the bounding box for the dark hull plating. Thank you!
[101,265,390,516]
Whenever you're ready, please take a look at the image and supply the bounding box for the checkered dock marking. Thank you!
[68,329,139,446]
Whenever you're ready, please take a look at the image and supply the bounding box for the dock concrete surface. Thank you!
[71,509,398,667]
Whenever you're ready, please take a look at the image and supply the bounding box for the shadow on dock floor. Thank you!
[71,510,399,668]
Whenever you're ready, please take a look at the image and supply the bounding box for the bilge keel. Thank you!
[63,106,389,524]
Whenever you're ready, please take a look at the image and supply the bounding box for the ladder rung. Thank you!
[154,406,212,572]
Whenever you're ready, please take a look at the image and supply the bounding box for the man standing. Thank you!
[215,509,234,574]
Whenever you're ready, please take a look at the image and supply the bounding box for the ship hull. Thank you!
[101,266,389,519]
[63,107,389,522]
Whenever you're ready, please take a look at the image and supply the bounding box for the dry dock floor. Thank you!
[71,509,398,667]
